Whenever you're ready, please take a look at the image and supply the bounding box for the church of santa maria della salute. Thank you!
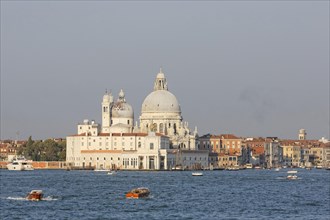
[66,69,209,170]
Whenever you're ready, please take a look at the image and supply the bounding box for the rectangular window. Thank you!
[150,143,154,150]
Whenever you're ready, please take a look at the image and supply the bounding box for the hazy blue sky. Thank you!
[1,1,329,140]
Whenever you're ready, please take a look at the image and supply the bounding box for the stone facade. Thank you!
[66,69,208,170]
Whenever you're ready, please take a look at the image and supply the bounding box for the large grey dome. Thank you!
[141,90,181,113]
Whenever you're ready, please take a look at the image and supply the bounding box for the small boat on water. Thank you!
[245,164,253,169]
[94,168,110,172]
[126,187,150,199]
[192,172,203,176]
[107,170,117,175]
[7,156,34,171]
[275,168,281,172]
[287,170,298,180]
[26,190,43,201]
[227,166,240,171]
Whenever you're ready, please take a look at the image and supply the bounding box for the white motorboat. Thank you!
[7,156,34,171]
[227,166,240,171]
[107,170,117,175]
[192,172,203,176]
[94,167,109,172]
[245,164,253,169]
[287,170,298,180]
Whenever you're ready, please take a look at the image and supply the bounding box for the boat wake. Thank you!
[6,196,26,201]
[6,196,58,201]
[276,177,302,180]
[276,177,286,180]
[42,196,59,201]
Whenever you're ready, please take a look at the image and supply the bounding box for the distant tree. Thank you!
[16,137,66,161]
[57,140,66,161]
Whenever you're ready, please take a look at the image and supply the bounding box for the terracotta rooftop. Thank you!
[219,134,240,139]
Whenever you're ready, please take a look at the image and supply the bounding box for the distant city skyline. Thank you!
[1,2,329,140]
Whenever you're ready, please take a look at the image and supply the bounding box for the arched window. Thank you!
[152,123,157,132]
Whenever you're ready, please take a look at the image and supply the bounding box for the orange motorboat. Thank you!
[26,190,43,201]
[126,187,150,199]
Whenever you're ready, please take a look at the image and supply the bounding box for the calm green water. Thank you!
[1,169,329,219]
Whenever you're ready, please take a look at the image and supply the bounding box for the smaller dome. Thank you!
[112,102,134,118]
[111,89,133,118]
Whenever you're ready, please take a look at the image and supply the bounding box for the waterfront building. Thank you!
[219,134,243,156]
[323,144,330,167]
[198,134,213,152]
[264,137,283,168]
[218,153,238,168]
[0,140,26,161]
[244,138,266,167]
[280,139,330,168]
[310,147,324,167]
[198,134,245,168]
[281,142,302,167]
[66,69,208,170]
[301,147,313,168]
[281,145,294,167]
[198,134,219,168]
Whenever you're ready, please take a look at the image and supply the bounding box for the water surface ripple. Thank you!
[1,169,329,219]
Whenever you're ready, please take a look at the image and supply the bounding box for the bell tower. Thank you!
[101,90,113,132]
[298,129,306,140]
